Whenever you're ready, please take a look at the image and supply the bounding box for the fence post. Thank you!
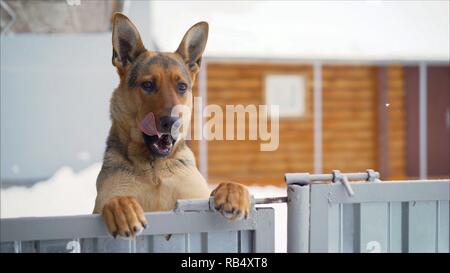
[287,184,310,253]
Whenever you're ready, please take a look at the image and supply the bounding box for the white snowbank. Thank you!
[1,163,287,252]
[1,163,101,218]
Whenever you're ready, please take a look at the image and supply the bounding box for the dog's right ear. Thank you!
[112,13,146,69]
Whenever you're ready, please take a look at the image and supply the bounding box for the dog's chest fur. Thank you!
[94,139,210,213]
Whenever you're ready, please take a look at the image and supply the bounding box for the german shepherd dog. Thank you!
[93,13,251,238]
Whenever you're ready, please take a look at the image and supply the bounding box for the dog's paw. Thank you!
[211,182,251,220]
[102,196,147,239]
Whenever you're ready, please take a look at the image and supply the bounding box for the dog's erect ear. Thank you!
[112,13,146,69]
[176,22,209,75]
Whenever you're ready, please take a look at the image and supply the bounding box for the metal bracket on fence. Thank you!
[284,169,381,197]
[254,196,288,205]
[366,169,379,182]
[175,195,288,213]
[175,198,213,212]
[332,170,354,197]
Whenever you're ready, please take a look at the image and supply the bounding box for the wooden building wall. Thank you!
[189,63,407,186]
[322,65,378,174]
[386,66,407,179]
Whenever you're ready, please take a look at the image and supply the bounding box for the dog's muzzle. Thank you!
[140,112,180,157]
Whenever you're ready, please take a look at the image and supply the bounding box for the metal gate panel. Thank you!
[359,202,389,253]
[437,201,450,252]
[238,230,254,253]
[405,200,450,253]
[1,202,275,253]
[406,201,436,252]
[342,204,357,253]
[295,178,450,253]
[185,232,203,253]
[150,234,186,253]
[388,202,403,252]
[327,203,341,252]
[205,231,238,253]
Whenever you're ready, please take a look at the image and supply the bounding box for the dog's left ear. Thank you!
[176,22,209,76]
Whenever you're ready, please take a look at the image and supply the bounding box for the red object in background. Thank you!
[405,65,450,178]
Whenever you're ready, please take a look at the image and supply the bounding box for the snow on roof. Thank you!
[148,1,450,61]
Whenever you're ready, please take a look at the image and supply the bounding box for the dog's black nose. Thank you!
[159,116,180,133]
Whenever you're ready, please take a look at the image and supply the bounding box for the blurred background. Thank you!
[1,1,449,221]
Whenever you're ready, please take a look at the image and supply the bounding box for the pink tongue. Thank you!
[140,112,161,137]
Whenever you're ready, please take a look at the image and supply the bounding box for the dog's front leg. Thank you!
[102,196,147,238]
[211,182,251,220]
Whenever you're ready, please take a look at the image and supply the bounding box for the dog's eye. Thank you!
[141,81,155,92]
[177,83,188,94]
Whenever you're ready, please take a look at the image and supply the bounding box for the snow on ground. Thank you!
[1,163,101,218]
[1,163,287,252]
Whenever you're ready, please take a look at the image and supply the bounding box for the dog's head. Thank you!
[110,13,208,157]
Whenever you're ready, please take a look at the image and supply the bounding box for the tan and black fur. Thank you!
[93,13,251,238]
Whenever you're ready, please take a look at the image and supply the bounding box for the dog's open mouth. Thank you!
[140,112,179,157]
[143,133,175,157]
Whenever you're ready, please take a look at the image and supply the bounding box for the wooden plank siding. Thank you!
[386,66,407,179]
[187,63,407,186]
[322,65,378,174]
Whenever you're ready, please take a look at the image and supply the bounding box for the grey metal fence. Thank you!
[2,170,449,253]
[0,198,275,253]
[285,170,450,253]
